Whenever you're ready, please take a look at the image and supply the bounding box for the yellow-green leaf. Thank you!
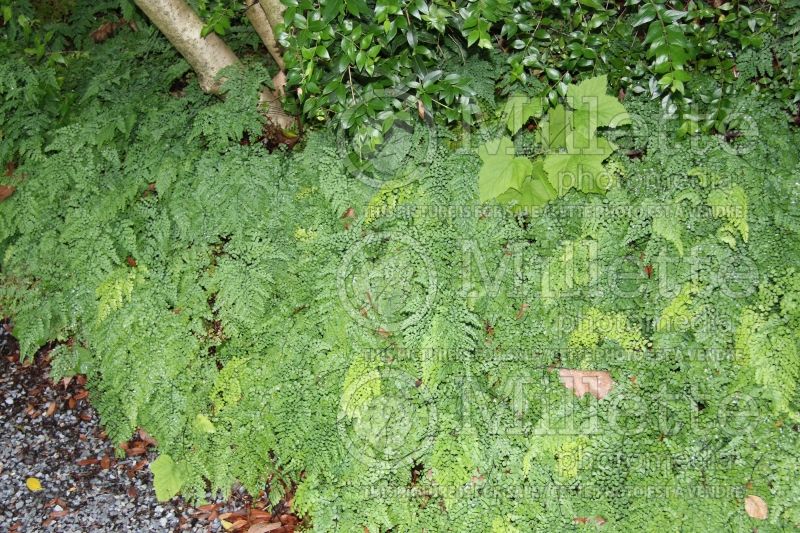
[26,477,43,491]
[150,454,187,501]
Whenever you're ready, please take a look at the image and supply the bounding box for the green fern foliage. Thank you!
[1,8,800,532]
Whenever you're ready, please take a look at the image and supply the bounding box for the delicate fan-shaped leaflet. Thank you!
[651,211,685,256]
[735,308,799,415]
[707,184,749,246]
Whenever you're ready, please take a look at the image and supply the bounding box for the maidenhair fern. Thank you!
[1,18,800,533]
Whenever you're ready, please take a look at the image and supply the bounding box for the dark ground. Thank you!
[0,323,299,533]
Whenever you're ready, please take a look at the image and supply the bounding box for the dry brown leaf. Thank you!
[90,19,131,43]
[197,503,219,512]
[73,389,89,400]
[745,495,768,519]
[231,518,249,530]
[280,514,298,526]
[138,427,158,446]
[249,509,272,522]
[91,21,117,43]
[45,402,57,417]
[126,446,147,456]
[47,497,67,508]
[248,523,283,533]
[573,515,606,525]
[558,369,614,400]
[0,185,15,202]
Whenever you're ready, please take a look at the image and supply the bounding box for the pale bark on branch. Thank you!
[133,0,237,93]
[134,0,294,129]
[258,0,285,34]
[244,0,284,70]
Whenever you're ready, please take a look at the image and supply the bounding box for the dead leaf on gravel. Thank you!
[45,401,57,417]
[197,503,219,512]
[745,494,768,519]
[249,509,272,522]
[73,389,89,400]
[558,369,614,400]
[123,441,147,456]
[248,523,283,533]
[46,497,67,508]
[42,509,70,527]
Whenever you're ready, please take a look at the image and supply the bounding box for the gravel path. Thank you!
[0,323,300,533]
